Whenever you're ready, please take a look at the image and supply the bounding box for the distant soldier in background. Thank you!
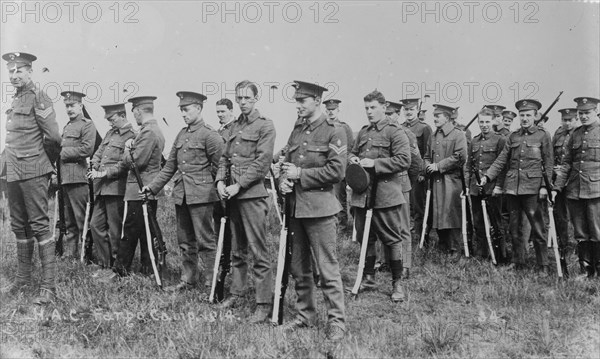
[3,52,61,304]
[502,110,517,132]
[58,91,97,259]
[216,98,235,141]
[486,105,510,137]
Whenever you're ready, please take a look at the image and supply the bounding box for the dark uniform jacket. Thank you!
[3,81,61,182]
[218,120,234,143]
[349,117,411,209]
[496,127,511,137]
[149,120,223,205]
[400,122,423,191]
[466,132,506,195]
[424,121,467,229]
[485,125,553,196]
[215,109,275,199]
[335,119,355,153]
[554,121,600,200]
[403,118,432,158]
[285,114,346,218]
[91,123,136,196]
[552,126,574,179]
[60,114,97,184]
[123,119,165,201]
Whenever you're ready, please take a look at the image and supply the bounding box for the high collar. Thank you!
[583,121,600,132]
[368,117,392,131]
[15,80,35,96]
[295,113,328,130]
[115,122,133,134]
[141,118,157,129]
[187,118,205,132]
[435,121,455,136]
[519,125,539,135]
[237,108,261,124]
[67,113,84,123]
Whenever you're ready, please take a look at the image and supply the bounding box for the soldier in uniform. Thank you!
[143,92,223,291]
[486,105,510,137]
[88,103,136,271]
[58,91,97,259]
[552,97,600,278]
[481,99,553,274]
[323,99,354,234]
[424,104,467,256]
[465,107,507,260]
[216,98,235,140]
[216,80,274,324]
[402,98,432,241]
[550,108,580,268]
[109,96,165,279]
[451,107,472,143]
[3,52,61,304]
[501,110,516,134]
[279,80,346,341]
[349,91,411,302]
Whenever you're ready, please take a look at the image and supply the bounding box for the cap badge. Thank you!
[582,98,588,104]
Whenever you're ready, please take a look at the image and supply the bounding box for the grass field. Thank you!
[1,194,599,359]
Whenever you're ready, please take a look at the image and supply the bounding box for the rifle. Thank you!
[459,167,471,258]
[464,106,487,130]
[271,179,291,325]
[129,149,166,287]
[541,161,564,278]
[210,160,232,303]
[419,151,434,249]
[351,167,378,297]
[534,91,564,125]
[54,159,67,256]
[473,168,498,265]
[80,161,95,263]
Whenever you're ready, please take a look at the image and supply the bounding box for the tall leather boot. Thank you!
[578,241,595,278]
[14,238,35,290]
[33,237,57,305]
[390,260,404,302]
[360,256,377,291]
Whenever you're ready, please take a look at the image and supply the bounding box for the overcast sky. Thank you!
[2,1,599,151]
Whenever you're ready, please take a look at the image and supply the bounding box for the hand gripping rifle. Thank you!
[80,161,95,263]
[271,170,291,325]
[541,161,564,278]
[54,158,67,256]
[351,167,378,297]
[210,160,232,303]
[535,91,564,126]
[473,168,497,265]
[419,151,434,249]
[129,149,166,287]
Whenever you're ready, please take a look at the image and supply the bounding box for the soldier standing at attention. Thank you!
[216,80,275,324]
[88,103,136,272]
[3,52,62,304]
[279,80,346,341]
[481,99,553,274]
[143,92,223,291]
[58,91,97,259]
[553,97,600,278]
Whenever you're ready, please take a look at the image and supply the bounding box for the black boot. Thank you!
[578,241,595,278]
[390,260,404,302]
[360,256,377,291]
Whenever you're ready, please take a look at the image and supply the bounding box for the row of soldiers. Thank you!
[3,52,599,342]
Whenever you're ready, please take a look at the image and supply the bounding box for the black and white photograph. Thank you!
[1,1,599,357]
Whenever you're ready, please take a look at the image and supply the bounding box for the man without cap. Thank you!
[108,96,165,279]
[279,80,346,340]
[349,91,410,301]
[424,104,468,256]
[58,91,97,259]
[88,103,136,272]
[216,80,275,324]
[481,99,553,274]
[143,92,223,291]
[401,99,432,242]
[323,99,354,235]
[2,52,61,304]
[553,97,600,278]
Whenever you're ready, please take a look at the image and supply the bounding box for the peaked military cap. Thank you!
[293,80,328,99]
[433,104,456,116]
[129,96,157,109]
[574,97,600,111]
[385,101,403,114]
[502,110,517,119]
[102,103,127,119]
[61,91,86,104]
[176,91,206,107]
[484,105,506,115]
[400,98,420,109]
[516,99,542,112]
[558,108,578,120]
[346,163,370,194]
[451,106,460,120]
[323,99,341,110]
[479,107,495,116]
[2,52,36,70]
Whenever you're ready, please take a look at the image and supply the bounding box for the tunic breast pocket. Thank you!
[371,139,391,158]
[587,139,600,158]
[63,131,81,146]
[526,142,541,159]
[188,141,207,164]
[107,141,125,159]
[9,105,34,129]
[239,133,260,155]
[306,144,328,166]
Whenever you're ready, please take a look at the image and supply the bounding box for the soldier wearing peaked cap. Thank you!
[215,81,275,324]
[401,98,432,242]
[553,97,600,278]
[279,80,346,341]
[109,95,165,279]
[485,105,510,137]
[143,92,224,291]
[3,52,61,304]
[482,99,553,274]
[88,103,136,271]
[424,104,468,256]
[323,98,354,234]
[502,110,517,133]
[349,90,411,301]
[58,91,98,259]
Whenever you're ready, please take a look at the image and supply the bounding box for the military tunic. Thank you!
[551,126,575,255]
[90,123,136,267]
[485,125,553,266]
[59,114,97,257]
[333,118,354,232]
[148,120,223,285]
[215,109,274,304]
[284,113,346,329]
